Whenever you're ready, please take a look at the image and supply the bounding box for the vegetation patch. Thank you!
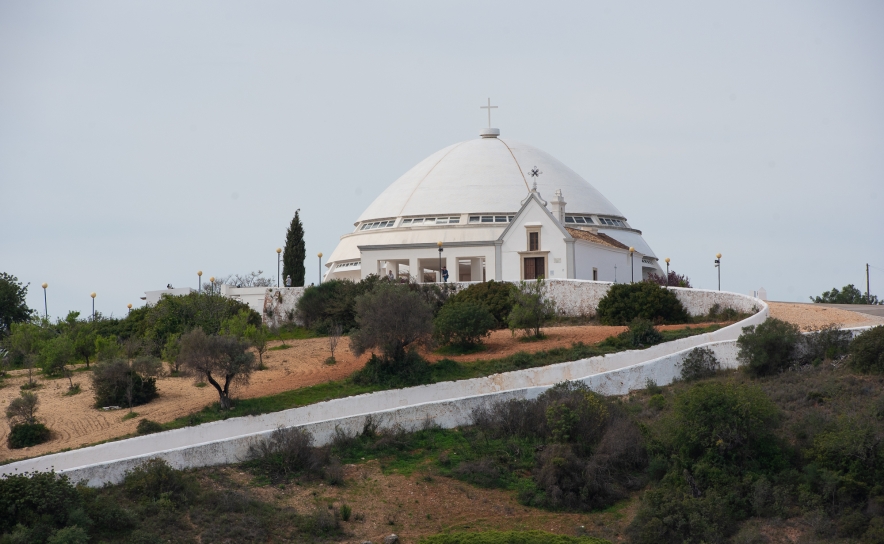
[419,531,611,544]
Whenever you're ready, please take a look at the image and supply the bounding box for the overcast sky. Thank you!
[1,1,882,320]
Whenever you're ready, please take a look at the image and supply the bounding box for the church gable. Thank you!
[498,192,573,280]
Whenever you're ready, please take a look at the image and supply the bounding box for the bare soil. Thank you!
[767,302,884,331]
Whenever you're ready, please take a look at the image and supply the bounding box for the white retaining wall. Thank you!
[2,286,768,486]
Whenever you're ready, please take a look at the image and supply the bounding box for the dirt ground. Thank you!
[3,302,879,463]
[767,302,884,331]
[231,460,634,543]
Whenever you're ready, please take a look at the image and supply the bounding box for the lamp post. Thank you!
[90,292,96,322]
[714,253,722,291]
[664,258,670,287]
[317,252,323,286]
[629,247,635,283]
[41,283,48,319]
[209,276,215,295]
[197,270,202,293]
[437,241,444,283]
[127,303,132,314]
[276,248,282,287]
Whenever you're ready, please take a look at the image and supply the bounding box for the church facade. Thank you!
[325,126,662,284]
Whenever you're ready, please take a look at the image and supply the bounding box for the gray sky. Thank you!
[2,1,883,320]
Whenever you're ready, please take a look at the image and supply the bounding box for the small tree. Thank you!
[811,284,880,305]
[179,329,256,410]
[91,359,160,408]
[848,325,884,373]
[507,280,556,338]
[434,301,496,348]
[282,209,306,287]
[596,282,690,326]
[5,322,46,386]
[327,321,342,363]
[246,324,269,369]
[349,283,434,361]
[38,335,75,377]
[94,335,123,362]
[6,390,39,425]
[0,272,34,335]
[162,333,182,374]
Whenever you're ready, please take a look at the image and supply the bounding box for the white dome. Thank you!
[357,136,625,222]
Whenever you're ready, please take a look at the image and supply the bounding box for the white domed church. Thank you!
[325,122,662,284]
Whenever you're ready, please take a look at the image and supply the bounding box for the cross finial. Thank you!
[480,97,498,128]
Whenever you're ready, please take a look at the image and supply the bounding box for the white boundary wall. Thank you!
[2,285,769,486]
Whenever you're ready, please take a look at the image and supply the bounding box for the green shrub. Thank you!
[340,504,352,521]
[801,324,852,364]
[38,335,75,377]
[446,280,517,326]
[245,427,331,484]
[598,318,663,350]
[122,458,195,505]
[848,326,884,373]
[295,277,381,333]
[349,282,434,361]
[434,301,496,348]
[46,525,89,544]
[140,291,260,351]
[736,318,802,376]
[419,530,611,543]
[136,419,164,435]
[679,347,721,381]
[596,282,689,326]
[508,280,556,338]
[351,350,432,387]
[7,422,51,448]
[91,359,159,408]
[0,471,80,534]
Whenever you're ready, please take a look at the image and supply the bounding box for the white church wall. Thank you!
[219,285,269,316]
[2,289,771,486]
[500,199,569,281]
[572,242,634,283]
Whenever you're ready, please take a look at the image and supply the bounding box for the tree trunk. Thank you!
[206,372,232,410]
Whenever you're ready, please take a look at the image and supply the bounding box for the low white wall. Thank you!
[1,286,769,486]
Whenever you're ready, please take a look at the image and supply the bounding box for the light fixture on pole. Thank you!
[629,247,635,283]
[276,248,282,287]
[664,258,670,287]
[209,276,215,295]
[197,270,203,293]
[714,253,722,291]
[127,303,132,314]
[90,292,97,322]
[437,241,444,283]
[317,252,323,286]
[41,283,48,319]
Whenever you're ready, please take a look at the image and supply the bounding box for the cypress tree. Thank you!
[282,209,306,287]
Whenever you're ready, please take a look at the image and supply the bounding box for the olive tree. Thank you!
[179,329,256,409]
[349,283,434,361]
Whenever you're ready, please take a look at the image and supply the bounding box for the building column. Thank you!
[470,258,483,282]
[408,257,420,283]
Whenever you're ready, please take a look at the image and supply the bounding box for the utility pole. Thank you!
[868,263,871,304]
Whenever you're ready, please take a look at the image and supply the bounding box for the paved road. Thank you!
[771,301,884,318]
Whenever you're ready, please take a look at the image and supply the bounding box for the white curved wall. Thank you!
[2,284,768,486]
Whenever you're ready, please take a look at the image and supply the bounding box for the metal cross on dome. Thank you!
[480,97,498,128]
[528,166,542,191]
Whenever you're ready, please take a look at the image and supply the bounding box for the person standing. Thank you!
[285,275,292,287]
[441,266,449,283]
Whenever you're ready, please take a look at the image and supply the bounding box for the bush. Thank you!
[446,280,517,326]
[736,318,802,376]
[295,277,380,333]
[598,318,663,350]
[136,419,164,435]
[351,349,432,388]
[849,325,884,373]
[679,347,721,381]
[122,458,196,505]
[0,471,80,534]
[434,301,496,348]
[646,270,692,288]
[8,422,51,448]
[596,282,689,326]
[801,324,852,364]
[508,280,556,338]
[91,359,159,408]
[6,390,39,425]
[246,427,326,484]
[46,525,89,544]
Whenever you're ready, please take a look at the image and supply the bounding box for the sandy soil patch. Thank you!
[767,302,884,331]
[1,323,715,462]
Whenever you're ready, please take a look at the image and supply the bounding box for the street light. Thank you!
[714,253,722,291]
[127,303,132,314]
[90,292,96,322]
[664,258,670,287]
[317,252,323,286]
[629,247,635,283]
[276,248,282,287]
[209,276,215,295]
[41,283,48,319]
[197,270,203,293]
[437,241,444,283]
